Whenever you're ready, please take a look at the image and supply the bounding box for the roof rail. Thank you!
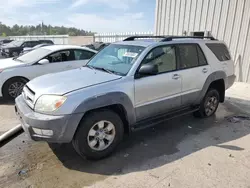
[161,36,216,41]
[123,35,216,42]
[123,36,168,41]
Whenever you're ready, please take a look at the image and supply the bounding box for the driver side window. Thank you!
[45,50,74,63]
[142,45,176,74]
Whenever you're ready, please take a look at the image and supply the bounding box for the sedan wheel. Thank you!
[3,78,28,100]
[8,81,25,98]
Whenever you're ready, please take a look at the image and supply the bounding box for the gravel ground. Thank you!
[0,83,250,188]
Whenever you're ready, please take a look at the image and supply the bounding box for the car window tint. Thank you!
[143,45,176,73]
[22,42,31,47]
[74,50,95,60]
[31,41,39,47]
[197,45,207,66]
[178,44,199,69]
[47,50,74,63]
[206,43,231,61]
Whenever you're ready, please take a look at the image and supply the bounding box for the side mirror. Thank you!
[137,64,158,78]
[38,59,49,65]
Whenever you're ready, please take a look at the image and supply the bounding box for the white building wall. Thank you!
[155,0,250,83]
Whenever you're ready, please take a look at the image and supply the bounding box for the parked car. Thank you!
[0,39,13,56]
[1,40,54,57]
[0,39,13,47]
[21,43,53,55]
[83,42,110,51]
[15,36,235,160]
[0,45,96,99]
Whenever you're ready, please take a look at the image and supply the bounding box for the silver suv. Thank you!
[15,36,236,159]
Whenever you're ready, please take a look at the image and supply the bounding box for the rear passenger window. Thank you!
[206,43,231,61]
[178,44,199,69]
[74,50,95,60]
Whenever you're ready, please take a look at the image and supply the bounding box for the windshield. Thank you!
[6,40,23,47]
[87,44,145,75]
[16,48,52,63]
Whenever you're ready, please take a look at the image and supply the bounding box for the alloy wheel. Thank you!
[87,120,116,151]
[8,82,25,98]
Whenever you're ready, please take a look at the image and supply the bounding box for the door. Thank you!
[134,45,182,120]
[176,44,211,106]
[29,49,78,79]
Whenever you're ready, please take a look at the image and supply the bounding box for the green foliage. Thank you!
[0,22,94,36]
[2,32,6,37]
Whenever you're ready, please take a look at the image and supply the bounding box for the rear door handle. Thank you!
[172,74,180,80]
[202,68,208,73]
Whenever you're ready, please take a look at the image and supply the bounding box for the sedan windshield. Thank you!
[16,48,52,63]
[87,44,145,75]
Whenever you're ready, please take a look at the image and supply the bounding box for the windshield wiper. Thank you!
[86,65,123,75]
[94,67,114,74]
[85,65,95,70]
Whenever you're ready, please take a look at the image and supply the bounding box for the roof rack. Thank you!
[123,36,168,41]
[161,36,216,41]
[123,35,216,41]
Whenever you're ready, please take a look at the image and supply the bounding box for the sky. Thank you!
[0,0,156,33]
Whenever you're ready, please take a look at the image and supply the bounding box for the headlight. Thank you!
[34,95,67,113]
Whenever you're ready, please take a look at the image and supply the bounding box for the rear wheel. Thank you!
[3,78,28,100]
[194,89,220,118]
[72,110,124,160]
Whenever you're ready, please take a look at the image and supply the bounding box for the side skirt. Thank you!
[131,106,200,132]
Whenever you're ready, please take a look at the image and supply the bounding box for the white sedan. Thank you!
[0,45,97,99]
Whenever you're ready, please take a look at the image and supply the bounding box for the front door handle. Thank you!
[172,74,180,80]
[202,68,208,73]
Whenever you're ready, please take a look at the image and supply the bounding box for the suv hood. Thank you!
[27,67,122,96]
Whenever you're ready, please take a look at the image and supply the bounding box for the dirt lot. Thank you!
[0,83,250,188]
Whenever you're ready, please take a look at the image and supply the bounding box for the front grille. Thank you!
[22,86,35,109]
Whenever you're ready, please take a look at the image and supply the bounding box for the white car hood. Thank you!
[0,58,25,69]
[27,67,122,96]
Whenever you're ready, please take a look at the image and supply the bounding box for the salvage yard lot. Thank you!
[0,83,250,188]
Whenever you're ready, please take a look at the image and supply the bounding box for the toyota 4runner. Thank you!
[15,36,236,159]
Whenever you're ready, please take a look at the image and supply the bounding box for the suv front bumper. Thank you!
[15,96,83,143]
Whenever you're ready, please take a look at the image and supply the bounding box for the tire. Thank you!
[193,88,220,118]
[3,78,28,100]
[72,110,124,160]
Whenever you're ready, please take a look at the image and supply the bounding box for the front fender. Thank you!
[73,92,136,125]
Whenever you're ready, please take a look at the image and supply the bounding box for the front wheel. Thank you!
[72,110,124,160]
[3,78,28,100]
[193,89,220,118]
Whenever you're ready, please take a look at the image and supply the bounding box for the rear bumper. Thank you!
[15,95,83,143]
[226,75,236,89]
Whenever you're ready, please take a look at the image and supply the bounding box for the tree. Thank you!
[0,22,94,36]
[2,32,6,37]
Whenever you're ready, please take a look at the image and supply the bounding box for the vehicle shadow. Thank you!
[0,97,14,105]
[49,99,250,176]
